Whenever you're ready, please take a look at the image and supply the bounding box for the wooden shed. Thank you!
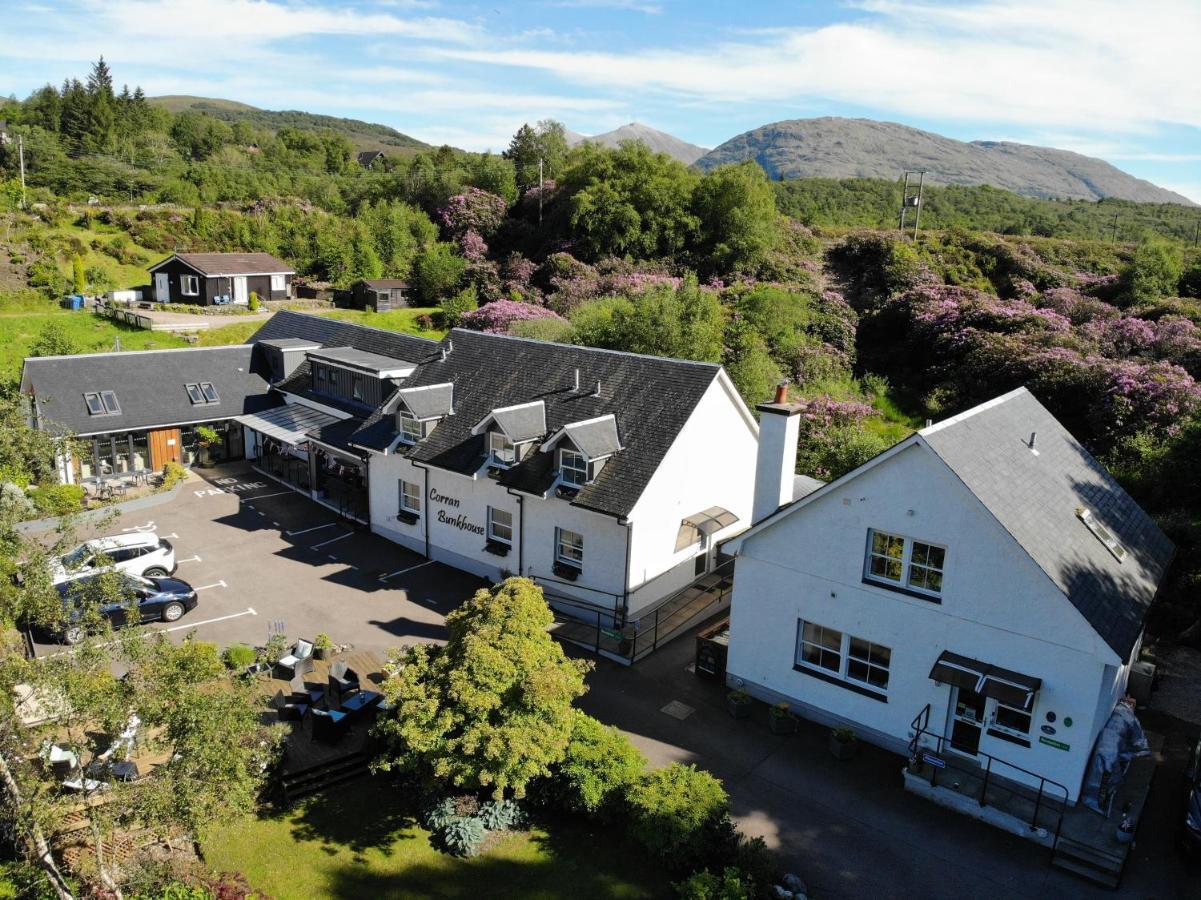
[349,279,410,312]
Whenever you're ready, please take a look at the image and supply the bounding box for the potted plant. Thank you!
[727,689,753,719]
[829,726,858,760]
[1116,801,1136,844]
[769,702,799,735]
[313,633,334,661]
[195,425,221,467]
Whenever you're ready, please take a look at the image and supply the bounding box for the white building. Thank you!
[724,387,1174,803]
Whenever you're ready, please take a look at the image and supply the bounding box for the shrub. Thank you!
[247,291,261,311]
[440,285,479,328]
[423,795,458,831]
[674,867,754,900]
[542,710,646,818]
[222,644,257,670]
[459,299,566,335]
[478,798,525,831]
[28,483,85,516]
[313,632,333,652]
[439,815,487,857]
[625,764,730,866]
[159,461,188,489]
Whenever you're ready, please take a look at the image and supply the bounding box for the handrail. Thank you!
[908,703,1069,846]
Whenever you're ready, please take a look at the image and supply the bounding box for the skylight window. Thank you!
[85,391,120,415]
[185,384,204,404]
[201,382,219,403]
[100,391,120,414]
[1077,508,1127,562]
[84,392,104,415]
[186,382,220,405]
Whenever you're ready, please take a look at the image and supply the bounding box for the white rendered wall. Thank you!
[726,442,1119,802]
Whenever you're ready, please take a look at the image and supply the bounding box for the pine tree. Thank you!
[86,56,114,100]
[58,79,89,153]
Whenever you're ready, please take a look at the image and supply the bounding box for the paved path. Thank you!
[581,628,1201,900]
[109,306,274,332]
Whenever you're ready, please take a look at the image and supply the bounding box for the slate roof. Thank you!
[21,346,274,437]
[544,415,623,459]
[308,346,415,374]
[477,401,548,443]
[395,384,454,420]
[359,279,409,290]
[351,326,722,519]
[307,416,368,456]
[920,387,1174,659]
[249,309,438,363]
[150,252,294,276]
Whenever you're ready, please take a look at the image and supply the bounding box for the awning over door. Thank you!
[236,404,341,447]
[675,507,740,552]
[928,651,1042,710]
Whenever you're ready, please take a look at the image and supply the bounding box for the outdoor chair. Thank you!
[276,639,315,678]
[311,707,350,744]
[44,744,79,780]
[328,662,360,707]
[271,689,309,722]
[287,675,323,707]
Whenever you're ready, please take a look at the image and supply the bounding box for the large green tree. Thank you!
[504,120,568,195]
[691,162,780,273]
[375,577,590,798]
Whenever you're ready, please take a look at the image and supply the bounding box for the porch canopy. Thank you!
[675,506,739,552]
[928,650,1042,710]
[236,404,340,448]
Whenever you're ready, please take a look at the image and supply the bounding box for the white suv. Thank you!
[52,533,177,585]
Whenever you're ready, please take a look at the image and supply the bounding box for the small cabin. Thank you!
[349,279,410,312]
[148,252,294,306]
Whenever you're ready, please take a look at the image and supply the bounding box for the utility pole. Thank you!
[537,157,544,226]
[898,172,910,232]
[912,171,926,239]
[18,134,27,210]
[1192,219,1199,247]
[899,171,925,239]
[1110,209,1120,244]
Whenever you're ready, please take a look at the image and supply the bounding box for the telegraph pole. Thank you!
[1110,209,1120,244]
[912,171,926,239]
[899,172,911,232]
[537,157,544,226]
[899,171,925,239]
[17,134,27,210]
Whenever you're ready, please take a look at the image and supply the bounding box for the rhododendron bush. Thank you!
[459,299,566,334]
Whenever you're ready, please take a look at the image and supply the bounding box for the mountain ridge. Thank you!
[567,122,709,165]
[696,117,1193,205]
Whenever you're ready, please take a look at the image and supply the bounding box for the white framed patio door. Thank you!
[946,685,987,757]
[154,272,170,302]
[233,276,249,304]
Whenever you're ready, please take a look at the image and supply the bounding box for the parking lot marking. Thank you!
[245,490,292,501]
[161,607,257,634]
[256,510,266,517]
[379,559,435,581]
[121,520,155,532]
[176,555,202,564]
[160,533,178,540]
[312,532,353,549]
[285,523,337,536]
[194,580,227,591]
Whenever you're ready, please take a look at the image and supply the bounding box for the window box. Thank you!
[727,690,753,719]
[395,510,419,526]
[553,561,580,581]
[484,539,510,557]
[555,484,580,499]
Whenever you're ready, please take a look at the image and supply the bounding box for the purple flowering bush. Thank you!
[459,299,566,334]
[438,188,509,239]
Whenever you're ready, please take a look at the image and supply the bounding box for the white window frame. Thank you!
[864,529,946,597]
[559,448,588,486]
[489,430,516,467]
[84,392,105,415]
[555,527,583,569]
[399,479,421,515]
[988,695,1033,740]
[399,412,426,445]
[181,274,199,296]
[352,376,364,402]
[795,619,892,694]
[270,274,286,291]
[847,636,892,691]
[487,507,513,545]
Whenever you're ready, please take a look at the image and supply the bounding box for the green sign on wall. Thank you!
[1039,736,1070,751]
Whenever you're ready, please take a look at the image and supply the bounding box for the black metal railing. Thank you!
[908,703,1069,846]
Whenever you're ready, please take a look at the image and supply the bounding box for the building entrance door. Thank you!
[154,272,170,302]
[947,685,987,756]
[148,428,182,470]
[233,276,249,304]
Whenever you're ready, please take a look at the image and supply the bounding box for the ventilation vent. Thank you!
[1077,508,1127,563]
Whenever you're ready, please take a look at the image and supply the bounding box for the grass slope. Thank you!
[201,777,666,900]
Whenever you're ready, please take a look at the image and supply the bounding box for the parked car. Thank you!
[52,533,176,584]
[1184,735,1201,856]
[55,573,198,644]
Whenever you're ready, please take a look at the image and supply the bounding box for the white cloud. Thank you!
[550,0,664,14]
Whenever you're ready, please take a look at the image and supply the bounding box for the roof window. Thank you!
[186,382,220,405]
[85,391,120,416]
[1077,508,1127,562]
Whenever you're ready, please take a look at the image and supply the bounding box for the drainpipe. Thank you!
[412,461,431,558]
[619,517,632,628]
[507,488,525,577]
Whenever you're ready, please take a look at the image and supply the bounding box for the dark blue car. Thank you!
[56,573,199,644]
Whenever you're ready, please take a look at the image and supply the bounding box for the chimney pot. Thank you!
[773,382,789,404]
[1029,431,1037,449]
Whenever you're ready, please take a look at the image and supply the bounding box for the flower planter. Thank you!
[829,733,858,760]
[769,714,799,735]
[727,696,753,719]
[314,647,330,661]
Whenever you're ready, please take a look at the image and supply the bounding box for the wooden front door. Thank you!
[148,428,182,470]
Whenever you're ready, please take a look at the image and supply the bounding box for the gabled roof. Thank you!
[541,415,623,459]
[395,384,454,421]
[250,309,438,363]
[21,345,275,436]
[730,388,1174,660]
[472,401,547,443]
[358,279,409,290]
[357,150,385,166]
[352,326,725,518]
[149,252,294,276]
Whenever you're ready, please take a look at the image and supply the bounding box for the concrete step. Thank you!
[1052,835,1126,888]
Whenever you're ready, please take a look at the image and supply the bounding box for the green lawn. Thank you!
[317,306,447,340]
[202,777,667,900]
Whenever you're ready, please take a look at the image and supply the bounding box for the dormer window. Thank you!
[489,431,517,468]
[559,448,589,487]
[541,414,621,489]
[472,400,545,469]
[398,411,437,445]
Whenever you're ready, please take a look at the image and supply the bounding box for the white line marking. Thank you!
[160,533,178,540]
[327,554,338,561]
[194,580,227,591]
[256,511,265,517]
[121,521,155,532]
[162,607,256,633]
[312,532,353,549]
[379,559,435,581]
[272,521,280,527]
[176,555,202,564]
[285,523,337,536]
[247,491,292,501]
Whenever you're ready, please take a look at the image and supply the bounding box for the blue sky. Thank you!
[3,0,1200,201]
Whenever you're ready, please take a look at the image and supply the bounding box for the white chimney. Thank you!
[752,383,803,525]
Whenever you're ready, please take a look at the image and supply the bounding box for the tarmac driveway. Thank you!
[30,465,487,658]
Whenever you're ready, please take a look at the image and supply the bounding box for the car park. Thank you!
[52,533,176,584]
[55,573,199,644]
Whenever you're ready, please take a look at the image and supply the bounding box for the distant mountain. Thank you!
[148,95,429,155]
[696,117,1193,205]
[568,122,709,165]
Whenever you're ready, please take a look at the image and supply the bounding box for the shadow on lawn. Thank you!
[285,775,420,858]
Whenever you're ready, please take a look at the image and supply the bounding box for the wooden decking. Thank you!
[266,649,388,777]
